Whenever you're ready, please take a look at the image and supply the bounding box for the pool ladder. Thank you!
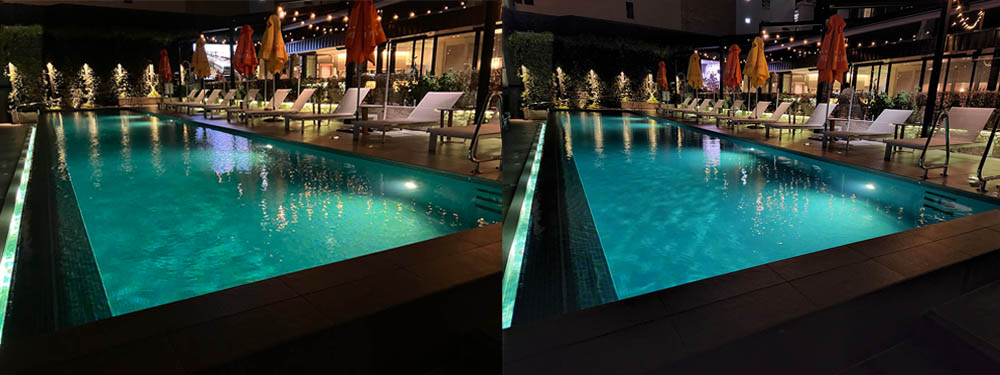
[974,111,1000,192]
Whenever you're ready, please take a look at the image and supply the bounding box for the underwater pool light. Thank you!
[865,183,876,190]
[404,181,418,190]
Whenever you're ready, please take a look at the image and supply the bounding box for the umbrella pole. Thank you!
[355,63,361,121]
[384,69,389,119]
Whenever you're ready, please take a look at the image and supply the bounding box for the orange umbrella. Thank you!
[345,0,386,65]
[233,25,258,77]
[157,49,171,82]
[817,14,848,84]
[656,61,668,90]
[723,44,742,89]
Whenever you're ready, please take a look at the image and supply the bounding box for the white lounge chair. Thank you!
[730,101,792,134]
[763,103,837,140]
[243,88,316,125]
[173,89,221,114]
[428,93,504,174]
[822,108,912,152]
[659,97,692,112]
[717,100,770,129]
[227,89,290,123]
[162,89,206,111]
[660,98,699,117]
[693,99,728,123]
[158,88,199,110]
[353,91,464,142]
[283,88,371,133]
[673,98,712,118]
[178,89,228,115]
[884,107,996,178]
[202,89,259,119]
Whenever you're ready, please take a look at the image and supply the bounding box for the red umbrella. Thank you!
[817,14,849,131]
[817,14,848,84]
[723,44,742,89]
[157,49,171,82]
[345,0,386,65]
[233,25,258,77]
[656,61,668,90]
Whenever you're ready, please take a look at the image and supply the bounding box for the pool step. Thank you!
[922,191,960,216]
[474,188,503,215]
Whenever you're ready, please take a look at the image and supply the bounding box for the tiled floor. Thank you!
[501,110,1000,374]
[146,108,501,181]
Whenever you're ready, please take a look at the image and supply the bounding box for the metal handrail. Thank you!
[918,110,951,179]
[976,110,1000,192]
[468,92,503,174]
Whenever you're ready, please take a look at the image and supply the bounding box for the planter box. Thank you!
[621,101,658,110]
[10,110,38,124]
[118,97,162,108]
[524,108,548,120]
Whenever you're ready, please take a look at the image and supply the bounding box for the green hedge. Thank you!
[1,25,44,109]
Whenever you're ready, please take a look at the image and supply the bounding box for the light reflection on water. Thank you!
[563,112,998,300]
[52,111,499,316]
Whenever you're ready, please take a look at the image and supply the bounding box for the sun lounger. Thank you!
[176,89,228,115]
[158,89,199,110]
[672,98,711,118]
[660,98,699,117]
[201,89,259,119]
[822,108,911,152]
[884,107,996,178]
[763,103,838,140]
[283,88,371,133]
[426,92,504,174]
[693,99,728,123]
[716,101,772,129]
[172,89,221,114]
[162,89,206,111]
[659,97,692,112]
[242,88,316,125]
[227,89,290,123]
[353,91,464,142]
[729,101,792,133]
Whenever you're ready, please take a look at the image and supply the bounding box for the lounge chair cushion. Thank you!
[885,137,959,148]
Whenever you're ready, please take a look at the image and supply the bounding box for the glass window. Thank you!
[874,64,888,93]
[393,40,415,73]
[945,57,972,93]
[855,65,872,92]
[920,59,943,93]
[490,28,503,71]
[972,55,995,91]
[887,61,921,95]
[435,32,477,74]
[416,38,434,75]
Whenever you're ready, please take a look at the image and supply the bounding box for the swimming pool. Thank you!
[505,111,999,327]
[38,110,500,320]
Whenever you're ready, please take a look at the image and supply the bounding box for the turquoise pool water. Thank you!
[51,111,499,316]
[558,111,998,301]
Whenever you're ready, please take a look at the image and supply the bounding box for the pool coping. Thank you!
[0,126,35,344]
[502,109,1000,373]
[0,223,500,373]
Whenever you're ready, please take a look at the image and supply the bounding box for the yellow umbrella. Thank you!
[686,52,702,90]
[192,36,211,79]
[744,37,769,89]
[259,14,288,75]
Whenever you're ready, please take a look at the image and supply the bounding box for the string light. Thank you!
[952,0,985,30]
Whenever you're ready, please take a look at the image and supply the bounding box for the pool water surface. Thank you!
[51,111,500,316]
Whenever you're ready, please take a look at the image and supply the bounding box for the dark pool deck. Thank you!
[0,109,501,373]
[502,110,1000,374]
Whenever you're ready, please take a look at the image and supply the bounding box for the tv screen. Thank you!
[191,43,232,80]
[701,60,720,91]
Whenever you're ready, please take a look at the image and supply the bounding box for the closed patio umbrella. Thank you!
[233,24,258,107]
[743,37,769,123]
[686,52,702,93]
[345,0,386,120]
[259,14,288,109]
[817,14,848,131]
[158,49,172,82]
[657,61,668,90]
[192,36,211,80]
[723,44,742,90]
